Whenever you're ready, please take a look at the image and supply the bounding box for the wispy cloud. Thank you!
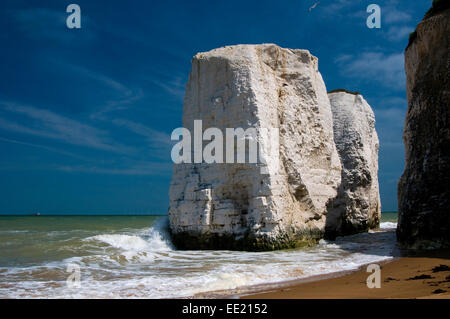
[334,54,353,64]
[375,105,406,129]
[110,118,174,161]
[335,51,405,90]
[371,96,407,148]
[89,90,144,121]
[382,1,414,42]
[385,25,414,42]
[58,161,172,176]
[384,6,412,24]
[319,0,414,38]
[48,60,145,120]
[111,119,171,146]
[12,7,95,44]
[64,63,133,96]
[0,101,129,152]
[373,97,407,127]
[32,60,173,161]
[0,136,90,161]
[146,74,187,102]
[321,0,353,14]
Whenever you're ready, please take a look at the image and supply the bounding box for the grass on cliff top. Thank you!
[328,89,360,95]
[407,0,450,49]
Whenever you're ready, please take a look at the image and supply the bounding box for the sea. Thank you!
[0,213,399,298]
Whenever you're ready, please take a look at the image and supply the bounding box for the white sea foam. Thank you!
[86,217,173,252]
[0,217,399,298]
[380,222,397,229]
[90,234,151,251]
[78,218,174,264]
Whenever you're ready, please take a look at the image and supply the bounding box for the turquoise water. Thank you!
[380,212,398,222]
[0,216,161,267]
[0,214,398,298]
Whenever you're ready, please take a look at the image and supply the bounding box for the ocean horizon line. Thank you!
[0,212,399,216]
[0,213,168,216]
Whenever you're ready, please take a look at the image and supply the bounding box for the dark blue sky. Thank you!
[0,0,431,214]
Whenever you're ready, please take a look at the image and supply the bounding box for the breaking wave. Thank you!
[0,216,399,298]
[86,218,174,252]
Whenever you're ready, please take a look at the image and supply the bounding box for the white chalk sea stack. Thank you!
[168,44,381,250]
[326,91,381,238]
[169,44,342,250]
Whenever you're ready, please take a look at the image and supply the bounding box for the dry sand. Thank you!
[241,250,450,299]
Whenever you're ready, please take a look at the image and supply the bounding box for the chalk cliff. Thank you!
[397,5,450,248]
[169,44,342,250]
[326,91,381,238]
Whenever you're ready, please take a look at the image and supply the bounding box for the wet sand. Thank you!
[241,250,450,299]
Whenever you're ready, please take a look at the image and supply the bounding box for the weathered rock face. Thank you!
[397,8,450,248]
[169,44,342,250]
[326,92,381,238]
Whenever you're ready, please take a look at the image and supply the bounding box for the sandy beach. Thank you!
[242,250,450,299]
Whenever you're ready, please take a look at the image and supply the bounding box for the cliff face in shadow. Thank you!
[397,6,450,248]
[326,92,381,239]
